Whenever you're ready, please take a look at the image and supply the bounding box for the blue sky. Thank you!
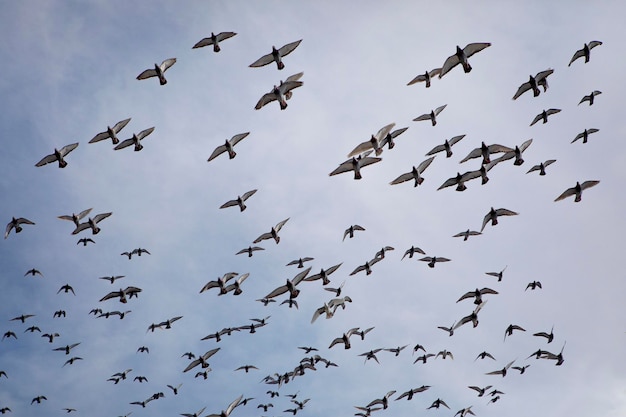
[1,1,625,417]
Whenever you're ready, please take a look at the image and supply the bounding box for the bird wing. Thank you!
[137,68,157,80]
[278,39,302,57]
[439,53,460,78]
[417,156,436,173]
[529,114,543,126]
[494,208,518,217]
[207,144,228,162]
[285,72,304,83]
[136,127,155,141]
[581,180,600,190]
[274,217,290,232]
[229,132,250,146]
[413,113,432,122]
[433,104,447,116]
[216,32,236,43]
[58,143,79,157]
[512,82,532,100]
[426,144,446,156]
[35,153,58,167]
[220,199,239,209]
[92,212,112,224]
[347,140,376,158]
[265,285,288,299]
[459,148,482,163]
[390,172,414,185]
[71,223,92,235]
[407,73,427,85]
[241,189,257,201]
[329,160,355,176]
[255,92,278,109]
[463,42,491,58]
[159,58,177,72]
[114,138,135,150]
[249,52,275,68]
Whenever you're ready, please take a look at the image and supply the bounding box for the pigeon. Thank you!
[136,58,176,85]
[526,160,556,175]
[343,224,365,241]
[220,189,257,212]
[512,69,554,99]
[491,138,532,166]
[192,32,237,52]
[530,109,561,126]
[253,218,290,244]
[572,128,599,144]
[453,229,482,241]
[58,208,93,227]
[554,181,599,202]
[208,132,250,161]
[439,43,491,77]
[89,118,132,145]
[578,90,602,105]
[236,246,265,257]
[114,127,155,152]
[5,217,35,238]
[419,256,451,268]
[71,212,112,235]
[426,134,466,158]
[413,104,447,126]
[407,68,441,87]
[389,156,436,187]
[347,123,396,157]
[568,41,602,66]
[249,40,302,70]
[35,143,79,168]
[329,150,382,180]
[459,142,513,165]
[526,281,542,291]
[255,79,303,110]
[481,207,518,232]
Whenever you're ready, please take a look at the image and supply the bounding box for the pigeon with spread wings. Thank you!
[114,127,155,152]
[250,40,302,70]
[89,118,131,145]
[439,43,491,77]
[136,58,176,85]
[208,132,250,161]
[35,143,79,168]
[193,32,237,52]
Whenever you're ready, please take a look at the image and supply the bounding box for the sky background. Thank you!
[1,1,625,417]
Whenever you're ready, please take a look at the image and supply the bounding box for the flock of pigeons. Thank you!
[1,24,605,417]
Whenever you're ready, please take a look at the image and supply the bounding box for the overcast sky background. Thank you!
[0,1,625,417]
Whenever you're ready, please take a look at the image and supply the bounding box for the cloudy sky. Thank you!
[1,1,625,416]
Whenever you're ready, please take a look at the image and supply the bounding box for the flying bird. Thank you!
[253,217,289,244]
[58,208,92,227]
[530,108,561,126]
[572,128,599,144]
[578,90,602,105]
[77,238,95,246]
[568,41,602,66]
[485,266,507,281]
[220,189,257,212]
[554,181,600,202]
[491,138,532,166]
[526,281,542,291]
[303,263,343,285]
[114,127,155,152]
[419,256,451,268]
[389,156,435,187]
[379,126,409,150]
[236,246,265,257]
[347,123,396,157]
[264,267,311,299]
[401,246,425,260]
[526,159,556,175]
[72,212,112,235]
[425,134,465,158]
[329,150,382,180]
[343,224,365,241]
[136,58,176,85]
[457,288,498,305]
[407,68,441,87]
[481,207,518,232]
[459,142,513,165]
[35,143,79,168]
[207,132,250,161]
[504,324,526,341]
[192,31,237,52]
[533,326,554,343]
[250,39,302,70]
[287,257,314,268]
[89,118,131,145]
[255,78,303,110]
[413,104,447,126]
[486,360,515,377]
[5,217,35,239]
[439,43,491,77]
[453,229,482,241]
[512,69,554,99]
